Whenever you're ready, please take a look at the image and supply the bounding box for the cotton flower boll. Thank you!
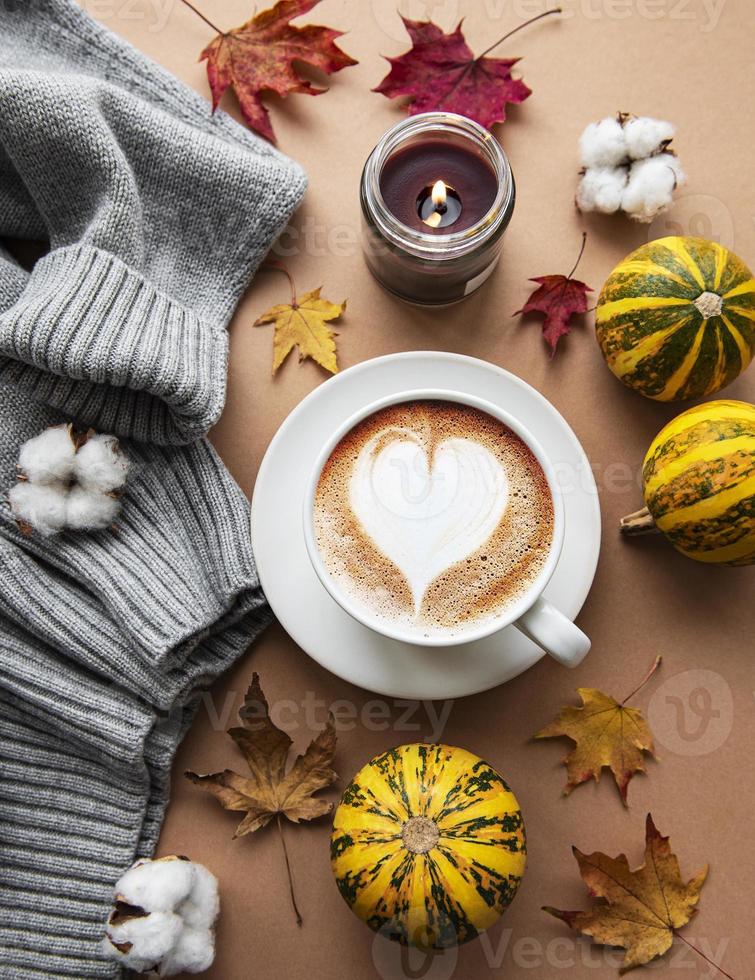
[105,857,220,976]
[576,167,627,214]
[621,154,686,222]
[623,116,675,160]
[65,485,120,530]
[160,928,215,976]
[116,858,195,914]
[9,425,129,537]
[579,117,628,168]
[9,482,68,536]
[74,433,130,493]
[106,910,184,969]
[17,425,76,484]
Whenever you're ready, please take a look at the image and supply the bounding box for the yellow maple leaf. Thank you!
[535,656,660,805]
[544,815,715,976]
[254,286,346,375]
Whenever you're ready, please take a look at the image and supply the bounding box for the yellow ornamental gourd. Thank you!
[596,236,755,401]
[330,743,526,950]
[621,400,755,565]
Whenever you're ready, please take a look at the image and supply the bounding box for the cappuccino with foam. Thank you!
[312,400,554,641]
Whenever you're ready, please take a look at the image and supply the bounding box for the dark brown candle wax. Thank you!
[379,139,499,233]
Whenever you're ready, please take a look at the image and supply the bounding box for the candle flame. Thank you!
[431,180,447,207]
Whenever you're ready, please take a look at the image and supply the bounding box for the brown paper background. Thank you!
[80,1,754,976]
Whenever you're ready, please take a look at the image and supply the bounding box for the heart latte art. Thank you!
[313,401,554,640]
[350,433,509,613]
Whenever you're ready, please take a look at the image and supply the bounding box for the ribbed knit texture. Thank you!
[0,2,307,976]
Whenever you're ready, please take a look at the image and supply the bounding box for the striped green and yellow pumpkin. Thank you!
[596,236,755,401]
[642,400,755,565]
[330,743,526,950]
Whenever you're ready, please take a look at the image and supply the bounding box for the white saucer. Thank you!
[251,353,601,699]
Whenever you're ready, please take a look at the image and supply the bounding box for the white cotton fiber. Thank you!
[17,425,76,485]
[105,858,220,976]
[576,166,627,214]
[577,113,684,220]
[74,433,130,493]
[99,938,156,978]
[579,117,628,168]
[623,116,675,160]
[621,154,686,222]
[116,858,195,913]
[8,482,68,536]
[160,928,216,976]
[7,425,129,537]
[179,863,221,929]
[107,911,183,966]
[65,486,120,530]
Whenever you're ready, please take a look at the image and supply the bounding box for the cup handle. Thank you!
[514,597,590,668]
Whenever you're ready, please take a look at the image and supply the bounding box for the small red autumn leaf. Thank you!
[373,10,560,130]
[515,233,593,357]
[198,0,357,143]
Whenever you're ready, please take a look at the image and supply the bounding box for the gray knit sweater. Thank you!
[0,2,306,976]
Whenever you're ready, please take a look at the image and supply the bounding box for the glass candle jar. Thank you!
[360,112,515,306]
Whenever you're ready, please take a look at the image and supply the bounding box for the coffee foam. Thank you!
[313,401,554,640]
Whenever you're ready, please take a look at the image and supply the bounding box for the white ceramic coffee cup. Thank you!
[302,390,590,668]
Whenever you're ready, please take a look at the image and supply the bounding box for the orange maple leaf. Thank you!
[535,656,660,804]
[543,815,730,977]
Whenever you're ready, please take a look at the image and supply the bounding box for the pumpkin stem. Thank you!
[693,291,723,318]
[276,813,303,927]
[619,506,659,536]
[402,816,439,854]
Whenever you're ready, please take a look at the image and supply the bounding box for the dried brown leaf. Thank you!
[186,673,337,835]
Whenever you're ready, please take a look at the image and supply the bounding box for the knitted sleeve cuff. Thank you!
[0,245,229,444]
[0,2,308,445]
[0,431,266,669]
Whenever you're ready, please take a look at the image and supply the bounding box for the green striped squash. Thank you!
[596,236,755,400]
[643,400,755,565]
[330,743,526,950]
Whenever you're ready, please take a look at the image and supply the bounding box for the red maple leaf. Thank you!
[373,10,560,129]
[196,0,357,143]
[514,234,593,357]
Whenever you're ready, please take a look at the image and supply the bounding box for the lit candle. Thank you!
[419,180,463,229]
[361,113,515,305]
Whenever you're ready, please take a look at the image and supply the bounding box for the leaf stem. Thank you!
[567,232,588,280]
[179,0,224,36]
[621,655,662,706]
[675,933,736,980]
[276,813,303,927]
[263,259,298,306]
[477,7,562,59]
